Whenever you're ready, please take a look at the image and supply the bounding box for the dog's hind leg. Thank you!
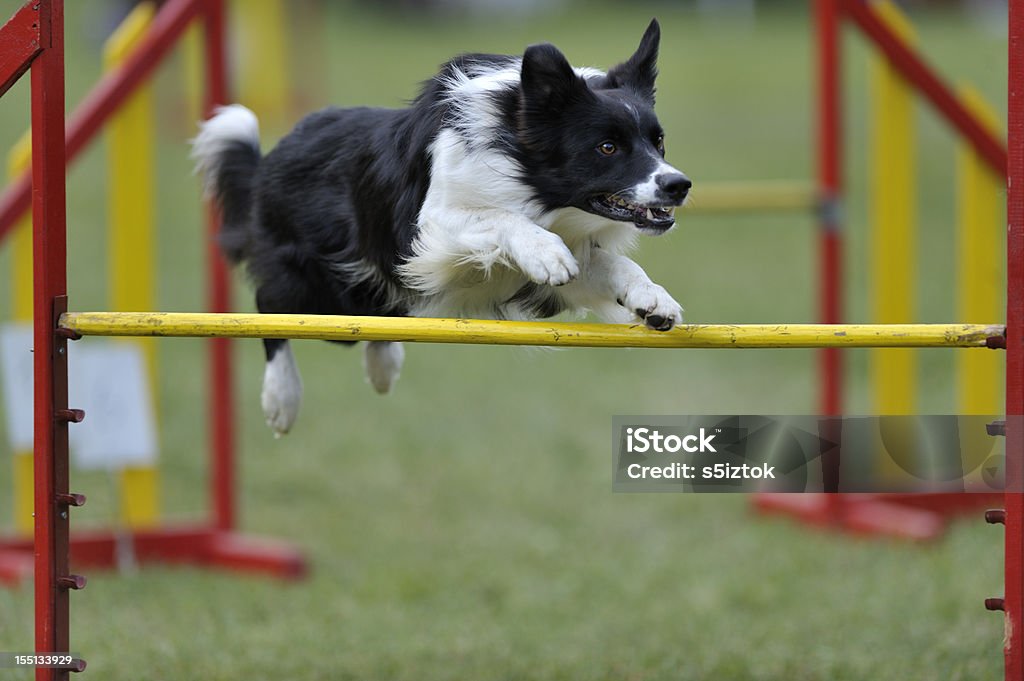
[256,286,303,436]
[261,338,303,437]
[363,341,405,395]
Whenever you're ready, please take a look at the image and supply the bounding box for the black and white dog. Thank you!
[192,19,690,436]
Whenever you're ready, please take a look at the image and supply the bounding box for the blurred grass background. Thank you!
[0,0,1011,678]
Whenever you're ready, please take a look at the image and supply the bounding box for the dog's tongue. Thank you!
[634,205,649,224]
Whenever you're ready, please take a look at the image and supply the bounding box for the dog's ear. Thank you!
[607,18,660,102]
[520,43,590,110]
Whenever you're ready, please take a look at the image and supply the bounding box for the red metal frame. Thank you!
[812,0,1010,419]
[0,0,207,241]
[843,0,1006,176]
[817,0,843,420]
[816,0,845,533]
[202,0,237,533]
[29,2,72,678]
[755,0,851,535]
[0,0,305,596]
[0,524,305,577]
[1004,1,1024,676]
[0,2,43,98]
[758,0,1011,539]
[762,1,1018,672]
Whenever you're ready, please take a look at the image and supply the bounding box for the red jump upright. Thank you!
[27,2,76,679]
[756,0,1008,539]
[0,4,307,667]
[1002,0,1024,676]
[0,0,306,587]
[0,0,83,676]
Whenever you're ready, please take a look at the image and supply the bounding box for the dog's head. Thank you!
[516,19,690,234]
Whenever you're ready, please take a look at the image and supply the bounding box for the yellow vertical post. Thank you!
[870,0,917,418]
[182,19,204,124]
[8,133,33,535]
[105,2,159,528]
[234,0,290,131]
[957,86,1003,414]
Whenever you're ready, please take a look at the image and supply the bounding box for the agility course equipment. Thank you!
[1,0,1022,679]
[0,0,306,590]
[55,313,1006,349]
[870,0,917,419]
[8,133,32,536]
[678,178,816,214]
[104,1,160,528]
[959,87,1004,415]
[866,2,1003,423]
[813,0,1005,414]
[233,0,290,131]
[753,0,1008,538]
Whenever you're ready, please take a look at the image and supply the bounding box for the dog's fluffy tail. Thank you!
[191,104,261,264]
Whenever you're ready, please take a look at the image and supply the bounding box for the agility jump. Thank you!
[1,1,1023,681]
[57,312,1006,350]
[755,0,1009,538]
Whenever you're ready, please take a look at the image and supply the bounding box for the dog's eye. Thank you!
[656,136,665,155]
[598,141,617,156]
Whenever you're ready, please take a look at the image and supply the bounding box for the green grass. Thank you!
[0,1,1011,678]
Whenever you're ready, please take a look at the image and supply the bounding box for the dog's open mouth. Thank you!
[587,195,676,231]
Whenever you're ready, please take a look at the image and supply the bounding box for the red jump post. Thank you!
[1004,0,1024,677]
[0,0,306,588]
[0,0,86,676]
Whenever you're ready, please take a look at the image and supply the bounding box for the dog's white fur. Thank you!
[401,62,683,325]
[363,341,405,395]
[191,104,260,196]
[261,341,302,437]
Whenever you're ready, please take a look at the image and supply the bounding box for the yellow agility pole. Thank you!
[58,313,1005,350]
[7,133,32,535]
[181,19,204,125]
[957,86,1004,415]
[685,179,816,214]
[105,2,159,529]
[870,0,917,415]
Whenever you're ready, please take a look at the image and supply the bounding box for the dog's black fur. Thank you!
[193,19,689,433]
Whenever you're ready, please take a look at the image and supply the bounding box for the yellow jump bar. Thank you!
[687,180,816,214]
[58,312,1005,350]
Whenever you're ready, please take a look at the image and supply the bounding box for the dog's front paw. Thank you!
[513,233,579,286]
[620,282,684,331]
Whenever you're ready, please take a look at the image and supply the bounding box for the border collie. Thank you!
[192,19,690,436]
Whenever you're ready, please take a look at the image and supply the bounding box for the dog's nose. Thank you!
[657,173,692,203]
